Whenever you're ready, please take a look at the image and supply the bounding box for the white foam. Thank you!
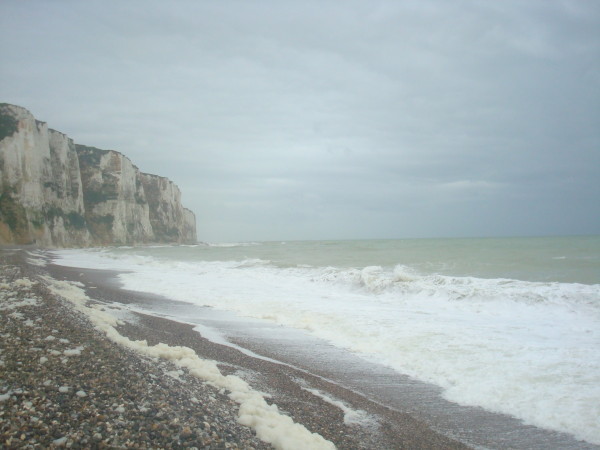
[302,387,376,427]
[50,248,600,444]
[63,346,85,356]
[0,296,39,311]
[208,242,261,248]
[192,323,283,366]
[26,250,47,267]
[14,278,36,288]
[43,276,335,450]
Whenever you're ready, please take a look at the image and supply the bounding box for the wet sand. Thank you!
[0,248,268,449]
[3,247,597,449]
[42,252,467,449]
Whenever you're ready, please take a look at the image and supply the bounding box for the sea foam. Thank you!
[52,247,600,445]
[43,275,334,450]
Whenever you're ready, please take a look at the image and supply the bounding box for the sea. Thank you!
[52,235,600,446]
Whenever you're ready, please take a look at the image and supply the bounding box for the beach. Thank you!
[1,248,270,448]
[44,239,600,448]
[1,247,470,449]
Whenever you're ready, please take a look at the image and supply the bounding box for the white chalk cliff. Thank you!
[0,104,197,247]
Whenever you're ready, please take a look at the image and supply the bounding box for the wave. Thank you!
[310,264,600,311]
[53,249,600,311]
[50,248,600,444]
[206,242,262,248]
[232,258,272,268]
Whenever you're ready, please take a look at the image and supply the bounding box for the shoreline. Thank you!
[43,250,467,449]
[0,248,268,448]
[3,246,598,449]
[1,247,467,449]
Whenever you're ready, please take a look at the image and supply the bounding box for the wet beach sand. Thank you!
[3,247,597,449]
[1,247,467,449]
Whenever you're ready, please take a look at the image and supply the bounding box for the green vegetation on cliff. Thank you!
[0,107,18,141]
[0,104,197,246]
[0,186,27,234]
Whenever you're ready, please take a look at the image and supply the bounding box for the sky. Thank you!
[1,0,599,242]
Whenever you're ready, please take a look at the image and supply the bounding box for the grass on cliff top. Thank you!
[0,110,18,142]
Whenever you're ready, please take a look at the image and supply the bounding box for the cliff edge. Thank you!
[0,103,197,247]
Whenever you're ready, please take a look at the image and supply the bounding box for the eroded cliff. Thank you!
[0,104,197,247]
[140,173,197,243]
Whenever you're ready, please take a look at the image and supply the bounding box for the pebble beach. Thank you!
[1,247,468,449]
[0,248,270,449]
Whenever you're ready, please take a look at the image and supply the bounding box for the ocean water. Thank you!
[52,236,600,445]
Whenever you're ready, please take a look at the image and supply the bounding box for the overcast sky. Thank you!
[1,1,598,242]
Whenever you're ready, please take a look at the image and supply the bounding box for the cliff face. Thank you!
[0,104,197,247]
[76,145,155,245]
[139,173,197,243]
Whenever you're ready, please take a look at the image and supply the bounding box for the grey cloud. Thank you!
[1,0,598,241]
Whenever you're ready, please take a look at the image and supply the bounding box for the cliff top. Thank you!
[0,104,24,141]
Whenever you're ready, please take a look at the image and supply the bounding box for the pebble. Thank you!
[0,253,271,449]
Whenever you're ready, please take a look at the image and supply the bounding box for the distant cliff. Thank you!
[0,104,197,247]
